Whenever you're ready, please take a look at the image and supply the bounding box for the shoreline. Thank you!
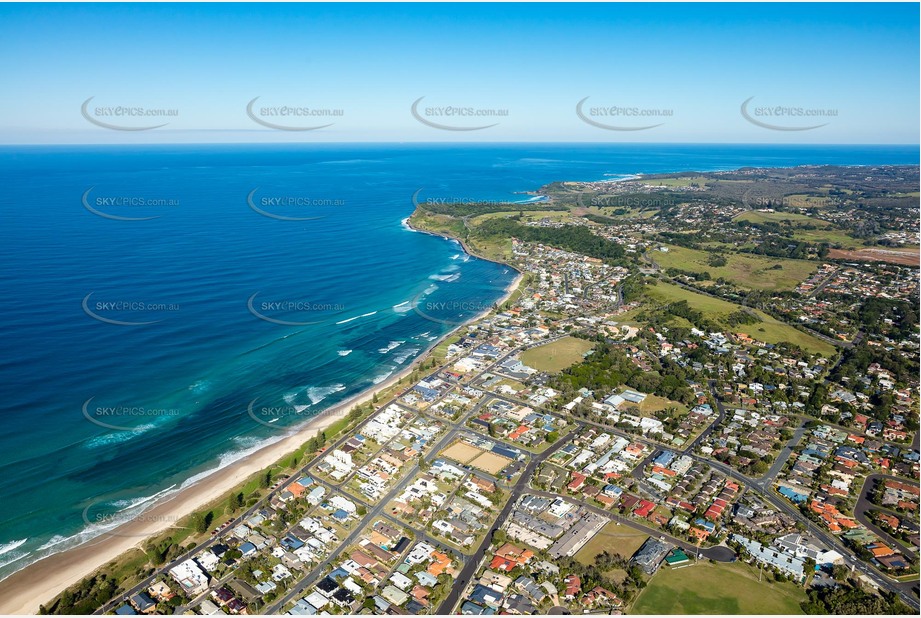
[0,218,522,616]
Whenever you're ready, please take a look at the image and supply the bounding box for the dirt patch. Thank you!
[828,247,919,266]
[469,451,512,474]
[442,442,484,464]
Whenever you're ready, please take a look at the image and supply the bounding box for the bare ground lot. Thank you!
[828,247,919,266]
[442,442,484,464]
[470,452,512,474]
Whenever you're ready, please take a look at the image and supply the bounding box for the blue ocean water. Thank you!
[0,143,917,577]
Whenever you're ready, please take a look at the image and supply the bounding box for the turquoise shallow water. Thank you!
[0,142,916,578]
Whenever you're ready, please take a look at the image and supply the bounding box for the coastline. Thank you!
[0,218,521,616]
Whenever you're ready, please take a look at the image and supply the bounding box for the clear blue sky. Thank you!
[1,2,917,143]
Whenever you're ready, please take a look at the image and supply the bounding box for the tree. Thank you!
[831,564,849,581]
[228,492,244,513]
[194,510,214,534]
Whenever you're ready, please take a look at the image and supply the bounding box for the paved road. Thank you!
[435,429,578,614]
[526,488,735,563]
[262,341,538,613]
[755,418,808,487]
[853,474,917,556]
[695,455,919,610]
[805,266,841,298]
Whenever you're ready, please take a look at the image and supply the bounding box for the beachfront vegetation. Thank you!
[39,393,391,614]
[475,217,625,262]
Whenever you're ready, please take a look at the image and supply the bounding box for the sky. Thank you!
[0,2,918,144]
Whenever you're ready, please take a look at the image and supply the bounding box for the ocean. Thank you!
[0,142,917,579]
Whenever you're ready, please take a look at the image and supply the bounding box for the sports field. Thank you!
[574,524,648,565]
[519,336,595,373]
[631,560,807,615]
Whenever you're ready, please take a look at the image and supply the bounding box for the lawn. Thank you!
[631,560,807,615]
[431,331,464,362]
[575,523,648,565]
[644,282,836,357]
[495,378,527,392]
[653,244,816,291]
[636,393,687,417]
[519,336,595,373]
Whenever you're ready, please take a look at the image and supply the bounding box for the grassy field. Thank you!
[639,175,711,188]
[519,336,595,373]
[735,210,860,248]
[409,209,467,239]
[470,209,575,226]
[653,245,816,291]
[735,210,833,227]
[465,234,513,263]
[495,378,527,392]
[645,282,836,356]
[575,523,649,565]
[636,393,688,417]
[631,560,807,615]
[501,272,530,310]
[790,228,861,248]
[431,331,464,363]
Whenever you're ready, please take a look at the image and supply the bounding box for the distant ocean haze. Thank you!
[0,142,916,579]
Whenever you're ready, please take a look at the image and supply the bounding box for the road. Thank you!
[93,320,918,614]
[493,379,919,611]
[693,453,919,610]
[262,340,543,613]
[526,488,736,563]
[805,266,841,298]
[853,474,917,557]
[435,429,578,614]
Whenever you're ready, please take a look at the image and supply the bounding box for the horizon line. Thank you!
[1,141,919,148]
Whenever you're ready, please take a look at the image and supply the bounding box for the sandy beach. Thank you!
[0,346,430,615]
[0,230,523,616]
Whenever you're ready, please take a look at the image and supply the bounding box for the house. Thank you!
[562,574,581,600]
[169,559,209,595]
[582,586,622,608]
[128,592,156,614]
[147,581,174,601]
[469,584,503,608]
[197,600,221,615]
[631,538,672,575]
[731,534,805,582]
